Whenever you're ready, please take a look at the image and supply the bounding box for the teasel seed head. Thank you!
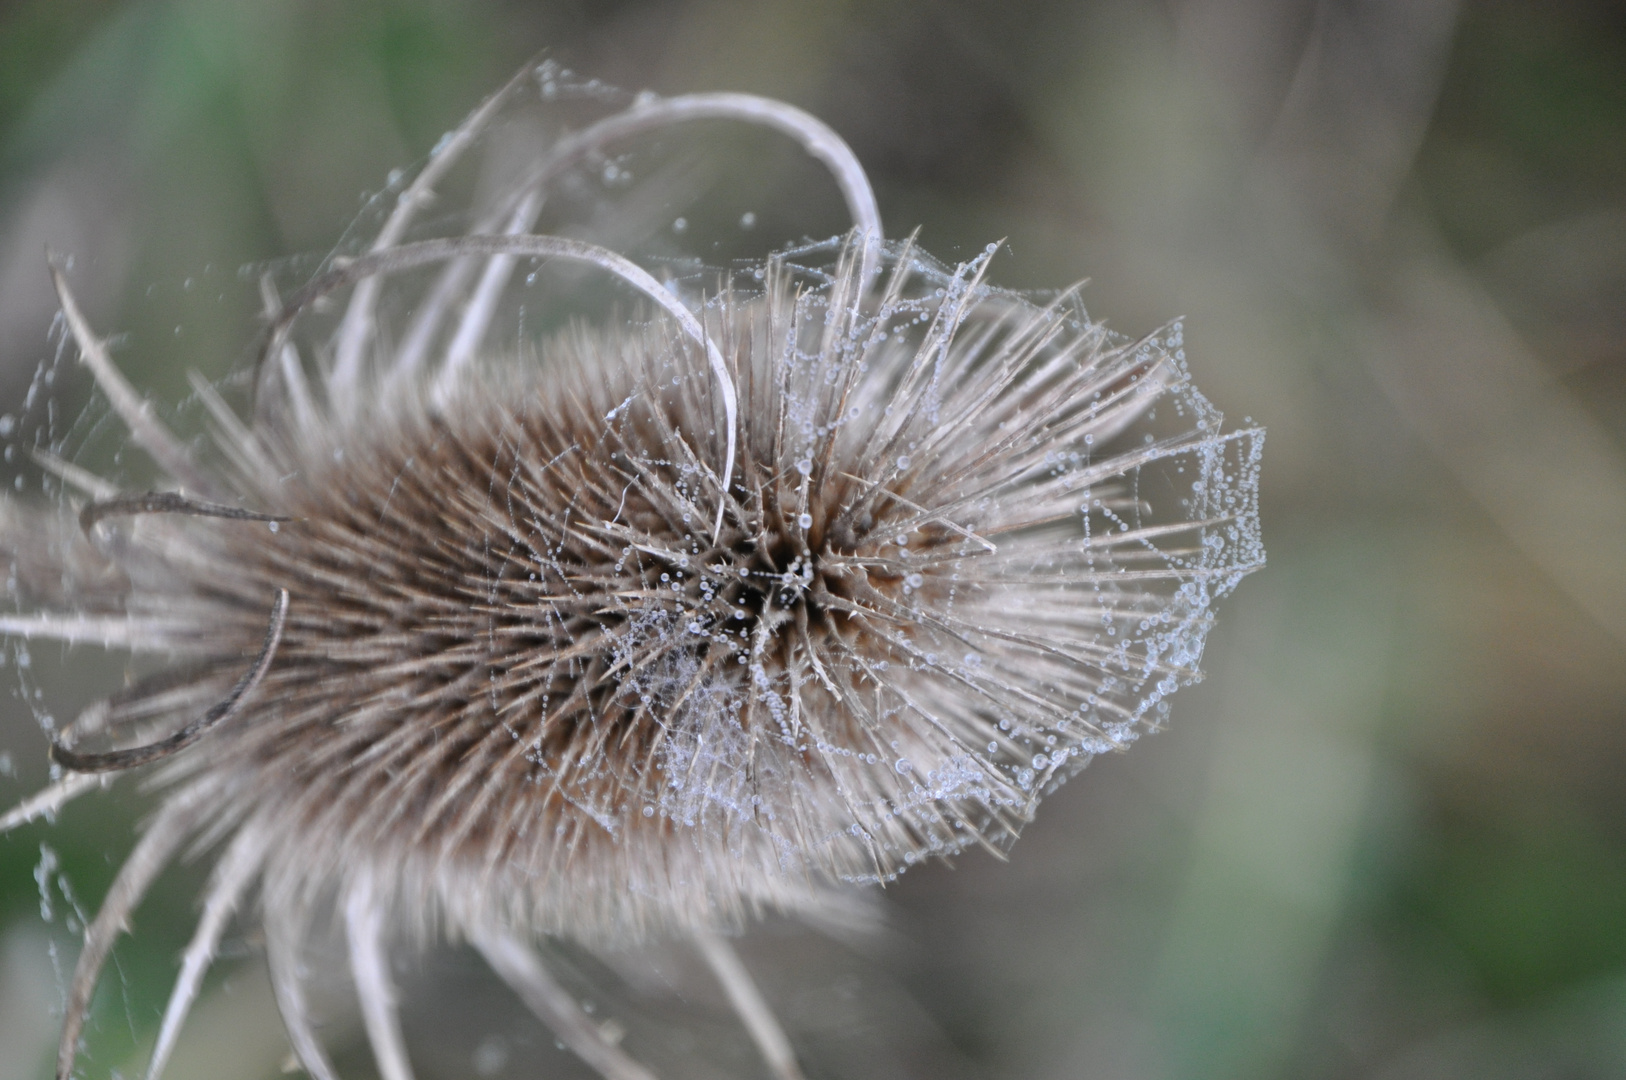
[1,62,1263,1080]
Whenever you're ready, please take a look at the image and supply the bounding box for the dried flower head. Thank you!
[1,63,1262,1080]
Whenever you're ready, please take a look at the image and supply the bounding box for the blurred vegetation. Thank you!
[1,2,1623,1079]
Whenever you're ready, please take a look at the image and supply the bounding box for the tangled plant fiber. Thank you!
[0,62,1263,1080]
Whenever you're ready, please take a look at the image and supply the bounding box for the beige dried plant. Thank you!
[0,61,1263,1080]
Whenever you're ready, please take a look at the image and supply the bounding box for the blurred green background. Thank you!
[1,1,1623,1078]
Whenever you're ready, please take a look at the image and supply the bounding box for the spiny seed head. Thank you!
[3,65,1262,1080]
[88,240,1264,947]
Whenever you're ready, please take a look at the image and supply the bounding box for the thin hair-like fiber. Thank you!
[0,62,1262,1080]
